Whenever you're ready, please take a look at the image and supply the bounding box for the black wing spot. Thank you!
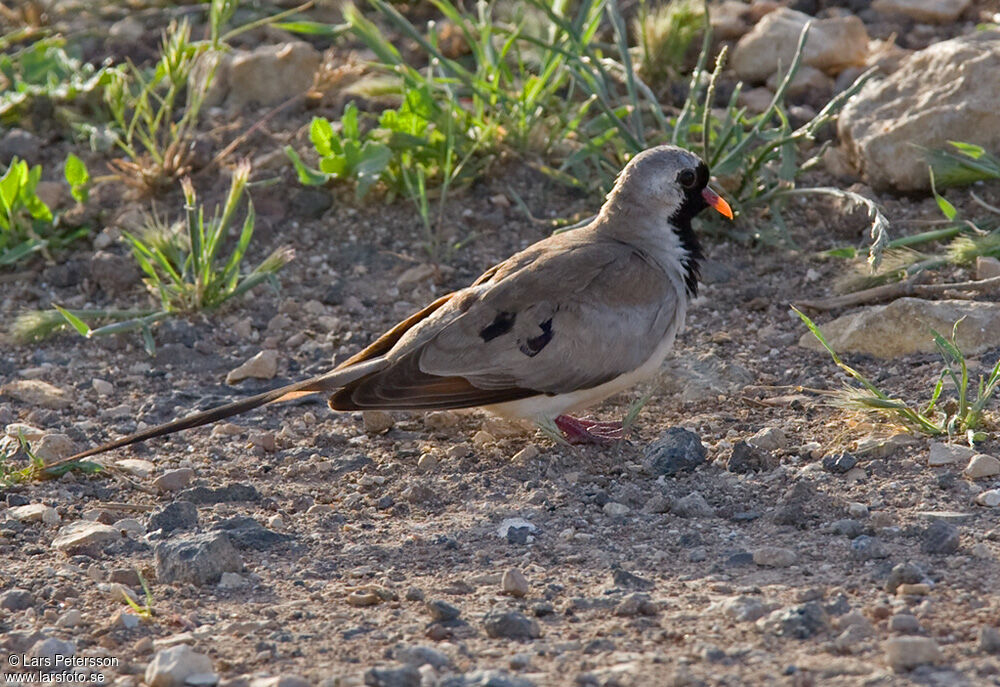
[480,311,516,342]
[518,318,553,358]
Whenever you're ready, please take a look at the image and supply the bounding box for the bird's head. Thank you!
[604,145,732,225]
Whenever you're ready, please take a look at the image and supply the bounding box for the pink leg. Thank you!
[554,415,625,445]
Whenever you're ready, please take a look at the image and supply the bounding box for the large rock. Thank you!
[838,32,1000,192]
[155,532,243,585]
[0,380,71,409]
[872,0,971,24]
[731,8,869,83]
[195,42,320,110]
[798,298,1000,359]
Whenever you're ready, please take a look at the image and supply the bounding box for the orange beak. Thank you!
[701,186,733,220]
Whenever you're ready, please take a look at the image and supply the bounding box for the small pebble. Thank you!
[752,546,798,568]
[889,614,922,634]
[425,599,460,622]
[964,454,1000,479]
[979,626,1000,654]
[976,489,1000,507]
[884,636,942,672]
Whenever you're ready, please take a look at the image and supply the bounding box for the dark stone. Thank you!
[0,588,34,611]
[90,250,140,295]
[43,261,86,288]
[771,482,813,527]
[154,532,243,585]
[213,516,292,551]
[724,551,754,567]
[177,483,260,504]
[425,599,460,622]
[505,526,531,545]
[291,188,333,218]
[850,535,887,560]
[643,427,707,476]
[483,610,540,640]
[726,440,777,474]
[460,670,536,687]
[363,664,420,687]
[921,520,960,555]
[885,562,926,594]
[320,279,346,306]
[6,493,29,507]
[830,518,864,538]
[824,594,851,617]
[147,501,198,534]
[822,452,858,474]
[611,567,654,591]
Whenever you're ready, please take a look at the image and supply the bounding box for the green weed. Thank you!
[12,162,293,354]
[634,0,705,93]
[0,156,91,267]
[0,433,101,486]
[794,308,1000,443]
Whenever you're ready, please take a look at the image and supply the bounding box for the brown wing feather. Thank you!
[329,351,538,410]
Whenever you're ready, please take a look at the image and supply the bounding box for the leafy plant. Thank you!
[13,162,294,353]
[0,35,121,125]
[927,141,1000,188]
[794,308,1000,442]
[0,432,100,486]
[121,571,156,619]
[64,152,91,204]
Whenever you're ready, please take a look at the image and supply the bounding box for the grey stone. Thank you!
[889,614,922,634]
[799,299,1000,358]
[613,592,658,617]
[757,602,829,639]
[921,520,960,555]
[394,645,451,669]
[250,677,310,687]
[753,546,798,568]
[611,567,654,591]
[213,516,291,550]
[979,626,1000,654]
[152,468,194,492]
[148,501,198,534]
[425,599,460,622]
[154,532,243,585]
[717,595,769,622]
[291,188,334,219]
[177,483,260,504]
[462,670,537,687]
[748,426,788,452]
[0,588,34,611]
[29,637,75,661]
[643,427,706,476]
[483,610,541,640]
[672,491,715,519]
[850,535,887,560]
[363,664,421,687]
[0,129,41,163]
[831,519,864,538]
[838,32,1000,192]
[90,250,140,295]
[726,441,777,474]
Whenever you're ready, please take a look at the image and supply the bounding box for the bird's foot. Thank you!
[554,415,625,445]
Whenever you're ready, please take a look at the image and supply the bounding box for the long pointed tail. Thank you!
[47,356,389,468]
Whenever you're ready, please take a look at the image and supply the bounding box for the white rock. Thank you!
[145,645,214,687]
[218,572,248,589]
[838,32,1000,192]
[799,299,1000,359]
[153,468,194,492]
[847,502,869,519]
[4,422,45,440]
[976,490,1000,507]
[872,0,971,24]
[711,0,750,40]
[732,8,869,83]
[113,518,145,537]
[765,65,834,100]
[752,546,798,568]
[92,379,114,396]
[497,518,536,539]
[194,42,321,110]
[33,433,76,464]
[226,350,279,384]
[9,503,59,524]
[885,636,942,672]
[672,491,715,519]
[748,426,788,452]
[965,454,1000,479]
[57,609,83,627]
[928,442,977,467]
[51,520,122,554]
[362,410,394,434]
[501,568,529,597]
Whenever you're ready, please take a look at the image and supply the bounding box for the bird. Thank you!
[50,144,731,467]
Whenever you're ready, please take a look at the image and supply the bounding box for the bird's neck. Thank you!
[596,197,703,298]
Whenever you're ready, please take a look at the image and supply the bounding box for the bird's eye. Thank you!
[677,169,697,188]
